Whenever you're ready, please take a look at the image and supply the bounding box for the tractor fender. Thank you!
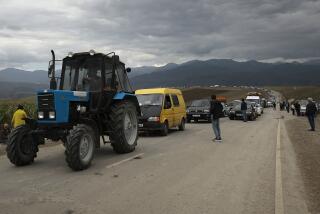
[113,92,141,116]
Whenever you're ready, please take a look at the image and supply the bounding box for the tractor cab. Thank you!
[57,51,132,93]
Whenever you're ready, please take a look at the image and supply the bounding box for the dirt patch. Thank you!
[285,116,320,213]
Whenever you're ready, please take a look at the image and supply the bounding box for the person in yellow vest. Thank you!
[11,104,27,128]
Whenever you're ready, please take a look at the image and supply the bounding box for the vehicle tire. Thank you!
[65,124,96,171]
[229,116,234,120]
[161,121,169,136]
[178,118,185,131]
[109,101,138,154]
[6,125,39,166]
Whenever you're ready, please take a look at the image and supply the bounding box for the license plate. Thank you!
[138,124,143,128]
[192,115,201,117]
[236,114,242,116]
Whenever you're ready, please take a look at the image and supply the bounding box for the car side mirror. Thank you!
[126,68,131,73]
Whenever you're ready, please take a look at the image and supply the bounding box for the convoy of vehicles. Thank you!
[4,59,270,171]
[6,50,140,171]
[135,88,186,136]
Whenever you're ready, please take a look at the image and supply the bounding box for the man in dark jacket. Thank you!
[241,99,248,122]
[306,97,317,131]
[210,94,224,142]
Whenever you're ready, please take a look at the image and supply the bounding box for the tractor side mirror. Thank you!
[126,68,131,73]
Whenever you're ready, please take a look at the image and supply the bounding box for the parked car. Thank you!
[186,99,211,122]
[229,102,258,121]
[135,88,186,136]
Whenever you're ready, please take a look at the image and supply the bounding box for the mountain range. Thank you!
[0,59,320,99]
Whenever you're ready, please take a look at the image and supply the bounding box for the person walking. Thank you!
[306,98,317,131]
[241,98,248,122]
[210,95,224,142]
[11,104,27,128]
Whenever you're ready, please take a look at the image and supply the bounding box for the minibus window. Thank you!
[164,95,172,109]
[172,94,180,107]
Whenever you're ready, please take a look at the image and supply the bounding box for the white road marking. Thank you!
[275,119,284,214]
[106,153,145,169]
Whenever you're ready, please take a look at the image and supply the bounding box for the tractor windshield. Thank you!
[61,58,102,91]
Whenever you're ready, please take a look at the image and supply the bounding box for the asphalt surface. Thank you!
[0,108,308,214]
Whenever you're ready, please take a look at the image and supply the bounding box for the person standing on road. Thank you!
[210,95,224,142]
[241,99,248,122]
[295,102,301,116]
[286,101,290,113]
[273,102,276,110]
[11,104,27,128]
[306,97,317,131]
[291,103,295,115]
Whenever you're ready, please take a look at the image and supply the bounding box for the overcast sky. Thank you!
[0,0,320,70]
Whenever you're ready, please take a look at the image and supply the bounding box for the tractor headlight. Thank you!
[38,111,44,119]
[49,111,55,119]
[148,117,160,122]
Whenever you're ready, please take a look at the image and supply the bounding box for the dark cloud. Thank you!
[0,0,320,69]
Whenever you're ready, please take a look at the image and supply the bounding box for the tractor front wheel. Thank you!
[109,101,138,154]
[65,124,96,171]
[6,125,39,166]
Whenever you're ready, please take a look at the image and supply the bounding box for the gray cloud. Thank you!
[0,0,320,70]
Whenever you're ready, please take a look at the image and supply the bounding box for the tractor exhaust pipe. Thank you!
[49,50,57,90]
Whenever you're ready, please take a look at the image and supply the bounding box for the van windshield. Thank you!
[137,94,163,106]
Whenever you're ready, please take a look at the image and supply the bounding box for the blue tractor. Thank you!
[6,50,140,171]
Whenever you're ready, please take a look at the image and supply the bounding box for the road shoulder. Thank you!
[281,115,309,214]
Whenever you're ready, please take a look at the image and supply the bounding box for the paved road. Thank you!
[0,109,306,214]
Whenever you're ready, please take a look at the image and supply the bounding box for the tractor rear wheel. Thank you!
[109,101,138,154]
[65,124,96,171]
[6,125,39,166]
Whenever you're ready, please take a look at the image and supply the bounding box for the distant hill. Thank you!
[130,59,320,89]
[1,59,320,98]
[0,81,47,99]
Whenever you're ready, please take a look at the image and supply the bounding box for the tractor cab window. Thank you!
[115,64,132,92]
[63,65,76,91]
[104,62,113,91]
[77,58,102,92]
